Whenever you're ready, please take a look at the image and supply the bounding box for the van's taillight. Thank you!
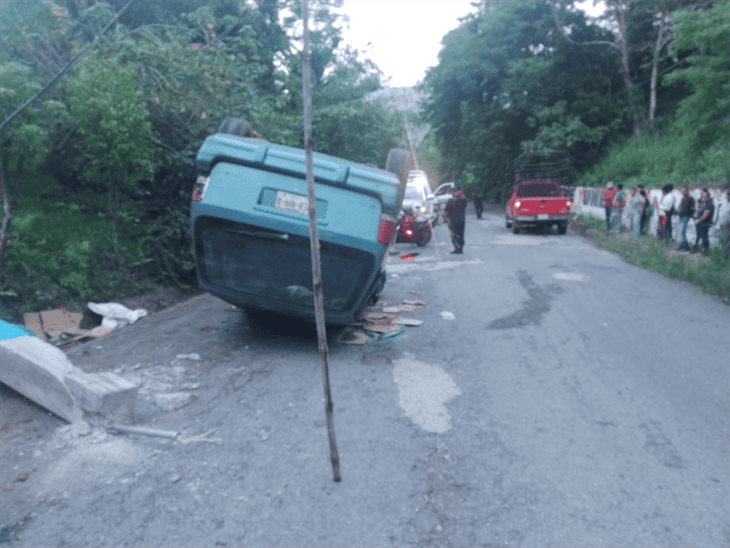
[191,175,209,202]
[377,215,395,244]
[566,200,572,208]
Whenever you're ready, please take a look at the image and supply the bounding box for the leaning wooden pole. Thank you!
[301,0,342,482]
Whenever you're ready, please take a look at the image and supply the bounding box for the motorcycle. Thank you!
[396,206,432,247]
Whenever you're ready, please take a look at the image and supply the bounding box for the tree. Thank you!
[67,57,153,263]
[0,62,48,285]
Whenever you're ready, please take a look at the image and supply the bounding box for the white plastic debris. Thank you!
[439,311,456,321]
[88,302,148,329]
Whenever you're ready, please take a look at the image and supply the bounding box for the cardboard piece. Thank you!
[40,309,83,338]
[22,312,47,341]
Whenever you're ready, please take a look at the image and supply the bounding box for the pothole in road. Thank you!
[393,353,461,434]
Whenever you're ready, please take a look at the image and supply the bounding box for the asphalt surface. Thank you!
[1,208,729,547]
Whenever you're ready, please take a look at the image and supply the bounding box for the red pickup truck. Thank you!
[505,179,572,234]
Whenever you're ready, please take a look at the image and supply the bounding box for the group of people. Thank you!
[603,181,730,253]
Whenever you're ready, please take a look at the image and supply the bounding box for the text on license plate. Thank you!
[537,214,549,220]
[275,191,309,216]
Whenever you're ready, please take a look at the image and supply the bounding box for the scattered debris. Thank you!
[2,482,15,491]
[399,252,419,260]
[392,317,424,326]
[88,302,148,329]
[16,473,28,482]
[22,309,112,345]
[439,311,456,321]
[337,329,369,345]
[402,299,426,307]
[107,424,221,444]
[176,353,201,361]
[108,424,179,440]
[382,306,401,314]
[154,392,194,411]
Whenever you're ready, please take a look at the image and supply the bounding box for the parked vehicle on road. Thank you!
[402,182,432,218]
[431,181,455,224]
[505,151,573,234]
[191,118,409,325]
[396,205,432,246]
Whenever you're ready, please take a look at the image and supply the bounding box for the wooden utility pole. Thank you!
[301,0,342,483]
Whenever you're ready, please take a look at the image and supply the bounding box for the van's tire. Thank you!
[505,215,512,228]
[218,117,255,138]
[385,148,411,207]
[512,221,520,234]
[557,221,567,235]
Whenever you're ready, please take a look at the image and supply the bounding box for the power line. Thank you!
[0,0,138,134]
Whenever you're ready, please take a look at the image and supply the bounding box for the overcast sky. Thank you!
[338,0,604,88]
[339,0,476,88]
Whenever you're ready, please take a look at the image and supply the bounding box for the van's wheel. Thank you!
[512,221,520,234]
[557,221,567,235]
[218,117,255,138]
[385,148,411,207]
[505,215,512,228]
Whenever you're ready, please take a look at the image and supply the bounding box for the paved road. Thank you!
[2,208,729,547]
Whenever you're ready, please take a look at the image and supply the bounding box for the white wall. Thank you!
[572,186,729,245]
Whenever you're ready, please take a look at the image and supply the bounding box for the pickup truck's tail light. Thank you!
[191,175,209,202]
[566,200,572,208]
[514,200,522,208]
[377,215,396,244]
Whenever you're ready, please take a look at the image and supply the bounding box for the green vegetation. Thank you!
[572,216,730,304]
[421,0,729,194]
[0,0,403,320]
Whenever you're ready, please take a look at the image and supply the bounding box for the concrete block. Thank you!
[0,336,140,423]
[0,337,82,423]
[66,371,139,421]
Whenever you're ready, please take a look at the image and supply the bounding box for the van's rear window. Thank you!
[196,218,374,311]
[517,184,560,197]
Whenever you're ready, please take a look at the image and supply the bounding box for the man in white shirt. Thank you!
[653,183,675,241]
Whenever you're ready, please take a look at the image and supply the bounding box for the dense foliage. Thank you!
[420,0,729,199]
[0,0,402,317]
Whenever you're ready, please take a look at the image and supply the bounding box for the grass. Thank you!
[571,215,730,304]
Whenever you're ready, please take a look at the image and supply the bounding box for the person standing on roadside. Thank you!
[628,186,645,238]
[693,188,715,253]
[654,184,675,241]
[603,182,617,232]
[472,189,484,219]
[612,183,626,232]
[716,190,730,258]
[676,186,696,251]
[445,186,467,254]
[638,184,650,235]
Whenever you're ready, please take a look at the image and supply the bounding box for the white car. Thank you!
[402,183,432,217]
[431,181,455,222]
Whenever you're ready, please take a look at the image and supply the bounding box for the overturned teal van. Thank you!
[190,119,408,325]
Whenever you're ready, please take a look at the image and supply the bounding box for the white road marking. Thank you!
[393,353,461,434]
[552,272,590,282]
[387,258,484,274]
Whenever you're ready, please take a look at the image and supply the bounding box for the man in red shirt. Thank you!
[602,181,618,231]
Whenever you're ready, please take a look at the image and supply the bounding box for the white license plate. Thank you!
[537,214,549,220]
[275,191,309,216]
